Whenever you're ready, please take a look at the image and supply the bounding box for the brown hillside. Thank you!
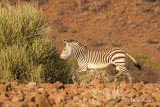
[40,0,160,63]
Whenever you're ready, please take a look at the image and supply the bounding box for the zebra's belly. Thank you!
[87,63,110,69]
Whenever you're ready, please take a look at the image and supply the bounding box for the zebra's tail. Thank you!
[126,53,141,69]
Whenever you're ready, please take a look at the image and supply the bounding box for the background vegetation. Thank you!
[0,2,72,84]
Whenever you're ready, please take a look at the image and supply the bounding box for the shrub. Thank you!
[0,39,71,84]
[0,2,49,49]
[0,3,72,84]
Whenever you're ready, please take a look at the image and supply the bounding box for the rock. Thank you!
[0,85,8,92]
[0,92,9,101]
[10,82,19,86]
[4,83,12,91]
[26,82,37,87]
[139,81,144,86]
[91,79,101,85]
[37,88,44,91]
[64,103,73,107]
[96,84,105,89]
[51,94,65,105]
[120,81,126,88]
[2,100,14,107]
[12,96,24,102]
[23,96,35,105]
[151,92,160,102]
[144,102,160,107]
[64,84,78,95]
[27,102,37,107]
[98,95,105,101]
[52,81,64,89]
[38,95,51,107]
[14,102,23,107]
[132,102,143,107]
[48,95,55,105]
[125,83,133,89]
[126,92,136,98]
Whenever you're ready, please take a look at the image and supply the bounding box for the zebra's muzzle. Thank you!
[60,54,65,59]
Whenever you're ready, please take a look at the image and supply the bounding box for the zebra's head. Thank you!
[60,40,72,59]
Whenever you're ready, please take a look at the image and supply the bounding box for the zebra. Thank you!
[60,40,141,83]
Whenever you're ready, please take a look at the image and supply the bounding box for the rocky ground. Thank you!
[0,80,160,107]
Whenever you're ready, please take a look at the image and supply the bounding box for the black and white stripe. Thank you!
[60,40,141,83]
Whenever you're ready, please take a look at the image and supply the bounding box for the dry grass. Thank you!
[73,69,114,84]
[75,87,122,107]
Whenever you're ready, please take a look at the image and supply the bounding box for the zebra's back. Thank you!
[84,48,126,69]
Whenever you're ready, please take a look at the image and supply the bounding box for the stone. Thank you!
[10,82,19,86]
[144,102,160,107]
[14,102,23,107]
[91,79,101,85]
[24,95,36,105]
[12,96,24,102]
[0,85,8,92]
[38,95,51,107]
[120,81,126,88]
[26,82,37,87]
[51,94,65,105]
[125,83,133,90]
[132,102,143,107]
[152,92,160,102]
[52,81,64,89]
[0,92,9,101]
[27,102,37,107]
[48,95,55,105]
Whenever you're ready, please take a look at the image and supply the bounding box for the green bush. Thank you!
[0,3,49,48]
[0,3,71,84]
[0,39,71,83]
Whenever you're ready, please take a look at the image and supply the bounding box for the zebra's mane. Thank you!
[66,40,87,48]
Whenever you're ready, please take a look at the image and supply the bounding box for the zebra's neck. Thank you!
[71,44,86,61]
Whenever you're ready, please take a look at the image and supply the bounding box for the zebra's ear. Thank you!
[63,40,67,44]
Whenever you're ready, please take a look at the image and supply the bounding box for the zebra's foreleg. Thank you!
[72,65,88,83]
[71,68,81,84]
[90,69,95,77]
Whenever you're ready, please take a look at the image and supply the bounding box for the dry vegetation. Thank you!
[0,2,72,84]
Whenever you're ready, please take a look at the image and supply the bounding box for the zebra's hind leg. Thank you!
[115,66,132,83]
[122,67,132,83]
[114,67,123,82]
[90,69,95,77]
